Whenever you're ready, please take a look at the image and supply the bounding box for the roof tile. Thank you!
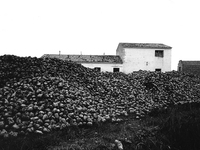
[179,61,200,65]
[119,43,172,49]
[41,54,123,64]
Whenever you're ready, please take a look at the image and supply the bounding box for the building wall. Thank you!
[177,61,183,71]
[178,61,200,75]
[182,65,200,75]
[81,63,123,72]
[117,47,171,73]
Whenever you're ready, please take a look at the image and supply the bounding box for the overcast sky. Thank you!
[0,0,199,70]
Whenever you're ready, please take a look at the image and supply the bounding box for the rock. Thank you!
[87,122,93,125]
[35,130,43,134]
[27,106,33,111]
[0,121,4,128]
[4,112,11,117]
[43,127,50,132]
[27,127,34,133]
[7,117,14,125]
[53,102,59,107]
[0,129,7,136]
[115,140,123,150]
[4,133,9,138]
[13,124,20,129]
[42,114,48,120]
[29,112,34,117]
[9,131,18,137]
[48,112,53,117]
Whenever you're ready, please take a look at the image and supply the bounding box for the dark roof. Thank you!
[41,54,123,64]
[179,61,200,65]
[118,43,172,49]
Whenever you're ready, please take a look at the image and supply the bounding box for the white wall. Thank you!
[81,63,123,72]
[117,48,171,74]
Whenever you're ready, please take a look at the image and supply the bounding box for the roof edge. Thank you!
[118,43,172,49]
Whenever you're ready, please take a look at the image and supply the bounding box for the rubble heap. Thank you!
[0,55,200,137]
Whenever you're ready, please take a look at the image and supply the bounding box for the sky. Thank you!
[0,0,200,70]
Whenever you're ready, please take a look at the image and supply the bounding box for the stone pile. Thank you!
[0,55,200,137]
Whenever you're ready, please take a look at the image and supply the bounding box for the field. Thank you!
[0,55,200,150]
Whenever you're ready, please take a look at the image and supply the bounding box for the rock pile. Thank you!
[0,55,200,137]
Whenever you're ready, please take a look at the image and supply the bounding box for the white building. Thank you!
[116,43,172,73]
[42,43,172,73]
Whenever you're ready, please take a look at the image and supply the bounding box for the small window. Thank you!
[155,50,164,57]
[94,67,101,72]
[155,68,161,72]
[113,68,120,72]
[178,67,182,71]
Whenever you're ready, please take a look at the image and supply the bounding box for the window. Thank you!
[155,50,164,57]
[178,67,182,71]
[155,68,161,72]
[94,67,101,72]
[113,68,120,72]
